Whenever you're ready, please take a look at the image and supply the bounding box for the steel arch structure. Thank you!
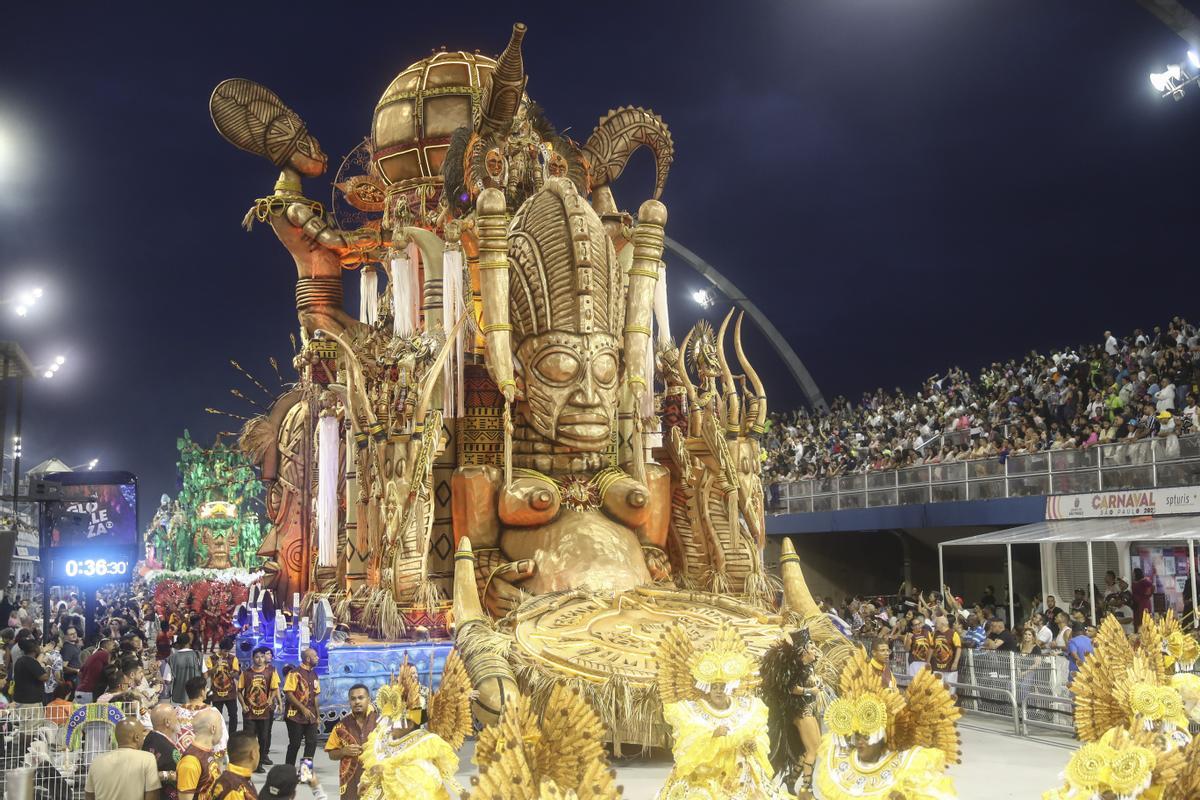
[664,236,829,413]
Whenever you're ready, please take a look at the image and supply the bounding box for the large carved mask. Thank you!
[516,331,619,450]
[507,178,626,452]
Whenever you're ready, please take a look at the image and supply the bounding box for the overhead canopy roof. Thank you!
[942,514,1200,546]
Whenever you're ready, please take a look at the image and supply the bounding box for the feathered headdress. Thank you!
[1045,727,1190,800]
[823,648,961,762]
[657,621,756,704]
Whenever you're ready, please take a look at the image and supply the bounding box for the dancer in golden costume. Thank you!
[812,649,960,800]
[466,683,619,799]
[1043,612,1200,800]
[358,653,473,800]
[654,622,793,800]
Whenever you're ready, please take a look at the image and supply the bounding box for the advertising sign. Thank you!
[42,471,138,584]
[1045,485,1200,520]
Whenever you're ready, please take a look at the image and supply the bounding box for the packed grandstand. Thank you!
[762,316,1200,484]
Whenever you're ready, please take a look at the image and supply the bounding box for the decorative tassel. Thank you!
[441,247,466,417]
[359,265,379,324]
[390,249,416,337]
[317,411,339,567]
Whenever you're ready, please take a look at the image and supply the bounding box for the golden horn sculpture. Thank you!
[678,326,700,436]
[733,311,767,433]
[452,537,520,724]
[716,307,740,435]
[780,537,820,617]
[475,187,515,403]
[480,23,527,136]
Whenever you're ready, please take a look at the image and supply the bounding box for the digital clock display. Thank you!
[50,551,134,584]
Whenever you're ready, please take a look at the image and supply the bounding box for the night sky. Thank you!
[2,1,1199,525]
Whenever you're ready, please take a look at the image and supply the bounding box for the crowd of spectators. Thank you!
[763,317,1200,484]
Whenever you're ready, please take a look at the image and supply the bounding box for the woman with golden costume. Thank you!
[654,622,793,800]
[812,649,961,800]
[1042,612,1200,800]
[358,654,473,800]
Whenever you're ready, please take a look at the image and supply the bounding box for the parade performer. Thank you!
[761,629,827,794]
[655,622,793,800]
[358,653,472,800]
[1043,612,1200,800]
[467,683,620,799]
[812,649,960,800]
[240,646,280,769]
[208,636,241,735]
[324,683,379,800]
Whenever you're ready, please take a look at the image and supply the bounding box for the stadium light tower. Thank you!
[1,287,44,318]
[1139,0,1200,100]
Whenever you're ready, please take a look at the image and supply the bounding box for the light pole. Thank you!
[0,287,44,318]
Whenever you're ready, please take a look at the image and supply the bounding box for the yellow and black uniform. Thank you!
[324,710,379,800]
[239,666,279,761]
[283,665,321,765]
[930,629,962,672]
[208,652,241,733]
[176,742,222,800]
[211,764,258,800]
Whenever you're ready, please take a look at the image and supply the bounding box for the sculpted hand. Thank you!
[485,559,537,617]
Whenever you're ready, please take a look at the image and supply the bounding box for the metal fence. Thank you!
[773,434,1200,513]
[881,647,1200,737]
[0,701,139,799]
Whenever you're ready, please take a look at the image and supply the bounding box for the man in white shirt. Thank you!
[84,719,160,800]
[1104,331,1118,356]
[1032,613,1054,649]
[1156,382,1176,413]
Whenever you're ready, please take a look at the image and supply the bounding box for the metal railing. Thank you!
[772,434,1200,513]
[0,701,141,799]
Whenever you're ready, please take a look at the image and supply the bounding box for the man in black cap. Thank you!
[262,764,329,800]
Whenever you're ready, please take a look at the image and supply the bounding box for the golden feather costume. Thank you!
[1044,613,1200,800]
[812,650,960,800]
[466,684,620,800]
[359,652,474,800]
[654,622,793,800]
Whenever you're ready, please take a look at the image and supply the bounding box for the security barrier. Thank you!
[0,701,139,799]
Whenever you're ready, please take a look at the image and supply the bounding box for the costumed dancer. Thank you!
[1043,612,1200,800]
[761,629,825,795]
[654,622,794,800]
[358,652,472,800]
[812,649,961,800]
[324,683,379,800]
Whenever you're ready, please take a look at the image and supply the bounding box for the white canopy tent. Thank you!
[939,515,1200,626]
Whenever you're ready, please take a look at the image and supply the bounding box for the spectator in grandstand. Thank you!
[1130,567,1154,630]
[1101,570,1128,604]
[85,719,160,800]
[983,619,1017,652]
[41,631,64,701]
[929,615,961,694]
[144,702,182,800]
[1105,595,1136,636]
[869,638,896,690]
[903,615,933,678]
[46,681,74,725]
[11,636,49,711]
[61,625,83,684]
[960,612,987,648]
[211,731,260,800]
[1069,589,1091,623]
[1017,627,1041,656]
[1052,610,1072,652]
[76,637,113,702]
[178,707,225,800]
[1066,622,1096,678]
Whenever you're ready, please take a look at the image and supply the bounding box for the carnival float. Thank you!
[203,21,847,752]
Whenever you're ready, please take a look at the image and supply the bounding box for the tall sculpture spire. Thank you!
[480,22,527,136]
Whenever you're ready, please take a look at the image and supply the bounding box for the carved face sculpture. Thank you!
[545,151,568,179]
[485,149,505,180]
[289,131,328,177]
[517,331,620,450]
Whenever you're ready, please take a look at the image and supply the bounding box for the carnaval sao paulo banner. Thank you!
[1045,485,1200,520]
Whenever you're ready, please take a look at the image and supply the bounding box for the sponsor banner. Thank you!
[1046,486,1200,519]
